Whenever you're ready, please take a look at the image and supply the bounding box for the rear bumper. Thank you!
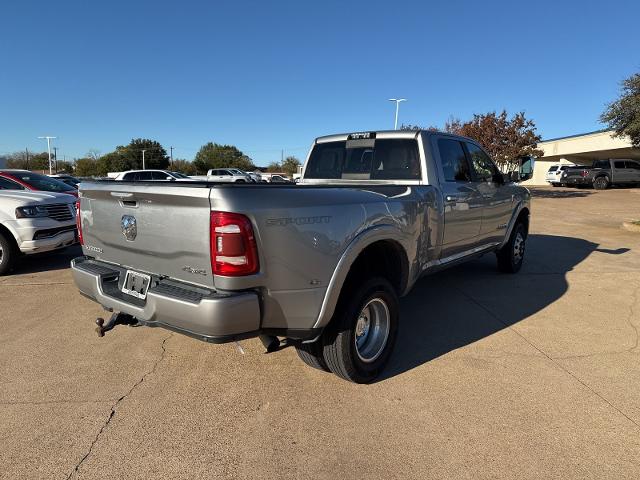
[71,257,262,343]
[563,177,590,185]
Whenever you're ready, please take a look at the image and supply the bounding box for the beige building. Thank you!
[522,129,639,186]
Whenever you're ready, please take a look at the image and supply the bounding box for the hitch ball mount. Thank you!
[95,312,138,337]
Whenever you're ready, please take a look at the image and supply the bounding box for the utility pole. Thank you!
[281,149,284,163]
[53,147,58,173]
[24,148,30,169]
[37,136,57,174]
[141,149,146,170]
[388,98,407,130]
[170,146,174,167]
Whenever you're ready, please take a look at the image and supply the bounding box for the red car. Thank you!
[0,170,78,198]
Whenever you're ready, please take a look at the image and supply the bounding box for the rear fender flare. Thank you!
[312,225,409,330]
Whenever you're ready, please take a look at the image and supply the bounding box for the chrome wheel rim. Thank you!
[354,298,390,363]
[513,232,525,263]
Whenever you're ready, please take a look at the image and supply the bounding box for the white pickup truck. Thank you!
[0,190,77,275]
[191,169,253,183]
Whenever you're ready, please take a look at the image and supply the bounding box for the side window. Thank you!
[614,160,626,169]
[0,177,25,190]
[625,161,640,170]
[221,170,231,176]
[137,171,153,181]
[593,160,609,169]
[122,172,136,181]
[151,171,168,180]
[437,139,471,182]
[466,143,499,181]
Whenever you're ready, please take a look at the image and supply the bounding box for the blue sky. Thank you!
[1,0,638,165]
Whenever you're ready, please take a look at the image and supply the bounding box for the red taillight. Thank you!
[581,170,589,177]
[75,200,83,245]
[210,211,259,276]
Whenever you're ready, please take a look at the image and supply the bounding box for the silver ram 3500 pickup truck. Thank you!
[72,130,531,383]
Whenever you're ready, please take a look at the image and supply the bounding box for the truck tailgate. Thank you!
[79,182,214,288]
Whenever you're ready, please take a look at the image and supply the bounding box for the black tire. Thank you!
[496,222,526,274]
[295,340,329,372]
[593,176,609,190]
[0,232,18,276]
[322,277,399,383]
[552,183,561,187]
[234,179,246,183]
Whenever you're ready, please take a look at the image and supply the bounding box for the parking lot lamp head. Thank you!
[388,99,407,130]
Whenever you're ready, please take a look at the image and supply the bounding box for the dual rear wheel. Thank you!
[296,277,399,384]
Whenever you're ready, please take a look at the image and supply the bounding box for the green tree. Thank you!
[7,151,49,171]
[266,161,281,172]
[281,156,301,177]
[96,151,128,176]
[445,110,543,171]
[601,72,640,147]
[74,157,100,177]
[193,143,253,173]
[169,159,197,175]
[115,138,169,170]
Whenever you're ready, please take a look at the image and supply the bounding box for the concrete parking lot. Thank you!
[1,187,639,479]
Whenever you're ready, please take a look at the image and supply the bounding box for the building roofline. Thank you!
[540,128,611,143]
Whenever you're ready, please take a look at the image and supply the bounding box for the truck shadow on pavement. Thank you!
[11,245,82,275]
[380,234,628,382]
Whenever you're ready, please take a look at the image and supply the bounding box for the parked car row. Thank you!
[547,159,640,189]
[0,170,79,197]
[107,169,293,183]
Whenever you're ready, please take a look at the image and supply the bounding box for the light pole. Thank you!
[141,149,146,170]
[388,98,406,130]
[37,136,57,174]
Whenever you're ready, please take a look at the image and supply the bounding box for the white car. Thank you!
[263,173,291,183]
[546,164,576,186]
[0,190,77,275]
[114,170,195,181]
[191,168,252,183]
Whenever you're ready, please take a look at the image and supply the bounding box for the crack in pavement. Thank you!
[64,333,173,480]
[453,285,640,430]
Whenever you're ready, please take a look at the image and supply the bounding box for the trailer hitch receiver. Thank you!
[95,312,138,337]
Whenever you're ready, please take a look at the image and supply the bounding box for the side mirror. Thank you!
[492,172,506,185]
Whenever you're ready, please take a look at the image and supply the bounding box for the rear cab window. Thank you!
[548,166,558,172]
[593,160,610,169]
[305,135,421,181]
